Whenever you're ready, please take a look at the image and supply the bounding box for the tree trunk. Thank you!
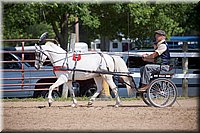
[100,36,110,51]
[51,13,69,50]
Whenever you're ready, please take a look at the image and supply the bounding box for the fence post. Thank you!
[61,83,69,99]
[182,41,188,97]
[21,42,25,90]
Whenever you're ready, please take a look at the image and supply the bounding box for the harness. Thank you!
[36,46,134,89]
[70,51,114,90]
[97,52,110,71]
[71,52,81,90]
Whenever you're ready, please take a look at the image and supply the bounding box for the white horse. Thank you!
[34,42,134,107]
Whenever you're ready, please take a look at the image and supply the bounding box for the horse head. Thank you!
[34,44,48,70]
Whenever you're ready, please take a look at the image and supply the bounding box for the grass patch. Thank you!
[1,96,199,102]
[1,96,91,102]
[1,97,46,102]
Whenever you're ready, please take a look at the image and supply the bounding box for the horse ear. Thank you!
[39,32,48,44]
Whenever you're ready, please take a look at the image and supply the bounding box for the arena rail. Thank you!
[104,51,200,97]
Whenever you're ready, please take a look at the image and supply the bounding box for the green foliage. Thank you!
[3,3,40,39]
[2,2,199,48]
[26,23,55,38]
[34,3,101,49]
[125,3,199,47]
[78,4,100,29]
[86,3,199,48]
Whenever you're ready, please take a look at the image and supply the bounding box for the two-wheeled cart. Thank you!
[36,32,177,108]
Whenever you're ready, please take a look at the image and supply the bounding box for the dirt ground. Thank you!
[2,97,199,132]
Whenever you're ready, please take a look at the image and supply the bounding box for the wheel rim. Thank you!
[84,87,97,97]
[147,79,177,107]
[141,92,151,106]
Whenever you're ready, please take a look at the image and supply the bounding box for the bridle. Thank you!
[35,45,48,65]
[35,45,68,66]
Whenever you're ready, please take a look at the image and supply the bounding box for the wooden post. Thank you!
[182,41,188,97]
[75,17,79,42]
[69,33,76,52]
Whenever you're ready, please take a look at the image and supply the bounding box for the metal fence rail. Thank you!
[1,40,59,97]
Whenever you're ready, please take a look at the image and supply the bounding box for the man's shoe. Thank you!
[138,85,150,92]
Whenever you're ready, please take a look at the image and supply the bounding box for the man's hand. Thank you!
[142,54,148,61]
[142,53,155,63]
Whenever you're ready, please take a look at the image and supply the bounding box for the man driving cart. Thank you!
[138,30,170,92]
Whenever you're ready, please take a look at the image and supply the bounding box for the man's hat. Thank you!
[155,30,166,36]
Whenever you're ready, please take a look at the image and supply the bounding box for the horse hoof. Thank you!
[48,98,54,107]
[71,104,77,108]
[48,102,52,107]
[88,101,93,106]
[114,102,121,108]
[114,104,119,108]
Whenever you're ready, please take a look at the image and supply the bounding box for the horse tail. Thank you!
[111,56,135,96]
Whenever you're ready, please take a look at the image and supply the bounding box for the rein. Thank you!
[36,45,128,75]
[59,68,134,77]
[36,46,105,67]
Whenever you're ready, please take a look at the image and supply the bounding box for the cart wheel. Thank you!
[141,92,151,106]
[147,78,177,108]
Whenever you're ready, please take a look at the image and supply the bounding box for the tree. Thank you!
[3,3,100,49]
[36,3,100,50]
[86,3,199,48]
[3,3,40,39]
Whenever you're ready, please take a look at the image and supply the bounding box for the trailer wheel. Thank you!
[33,78,62,98]
[40,90,61,99]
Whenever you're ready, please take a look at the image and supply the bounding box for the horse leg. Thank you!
[68,82,78,107]
[103,75,121,107]
[111,87,121,108]
[88,76,103,106]
[48,74,68,107]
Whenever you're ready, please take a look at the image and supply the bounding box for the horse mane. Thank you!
[45,42,66,53]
